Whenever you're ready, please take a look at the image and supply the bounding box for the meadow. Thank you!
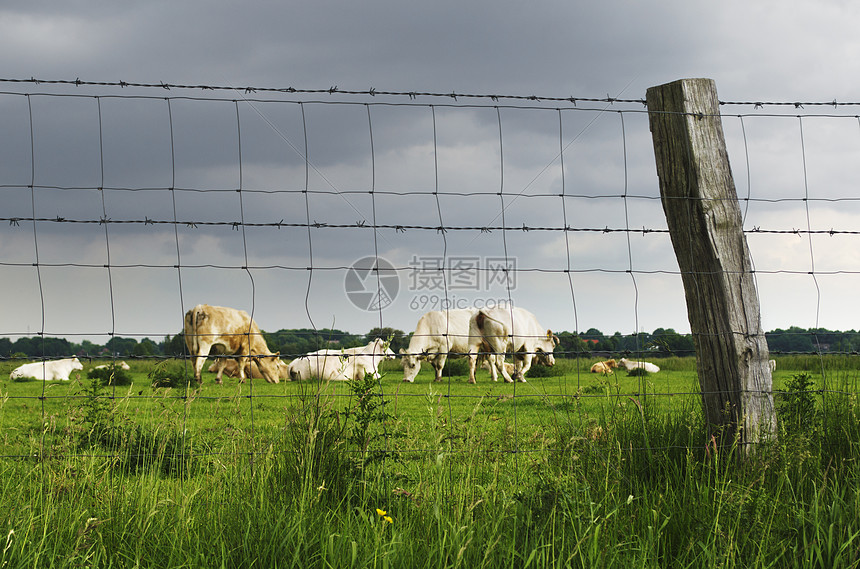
[1,355,859,568]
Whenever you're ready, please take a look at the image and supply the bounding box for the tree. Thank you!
[161,333,187,357]
[105,337,139,356]
[133,338,159,356]
[365,327,407,353]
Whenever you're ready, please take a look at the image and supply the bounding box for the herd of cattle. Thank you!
[8,303,665,384]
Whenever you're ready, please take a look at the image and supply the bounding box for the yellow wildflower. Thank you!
[376,508,386,517]
[383,516,393,524]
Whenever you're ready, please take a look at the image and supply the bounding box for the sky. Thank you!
[2,0,860,344]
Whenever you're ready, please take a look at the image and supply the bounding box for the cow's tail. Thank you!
[185,305,208,355]
[475,310,487,331]
[475,309,505,331]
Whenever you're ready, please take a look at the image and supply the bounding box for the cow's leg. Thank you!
[514,352,533,382]
[498,349,515,383]
[235,355,250,383]
[467,348,478,384]
[489,354,502,382]
[191,341,212,383]
[433,354,447,382]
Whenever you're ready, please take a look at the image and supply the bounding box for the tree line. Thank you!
[1,326,855,359]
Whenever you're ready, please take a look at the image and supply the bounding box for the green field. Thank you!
[1,355,860,567]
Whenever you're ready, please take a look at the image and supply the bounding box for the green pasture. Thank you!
[1,355,860,567]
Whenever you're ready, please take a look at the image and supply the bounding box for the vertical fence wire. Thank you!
[5,86,860,481]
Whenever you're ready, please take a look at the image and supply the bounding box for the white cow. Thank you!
[183,304,281,384]
[306,338,393,380]
[10,358,84,381]
[94,361,131,371]
[618,358,660,374]
[468,307,558,383]
[400,309,479,383]
[768,359,777,372]
[287,351,382,381]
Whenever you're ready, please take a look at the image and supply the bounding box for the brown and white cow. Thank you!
[590,359,618,375]
[208,358,290,381]
[183,304,281,384]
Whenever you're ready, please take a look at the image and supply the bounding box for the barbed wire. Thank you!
[3,77,860,111]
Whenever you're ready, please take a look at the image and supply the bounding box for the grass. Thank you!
[0,355,859,567]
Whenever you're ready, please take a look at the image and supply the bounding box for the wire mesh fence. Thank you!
[1,78,859,475]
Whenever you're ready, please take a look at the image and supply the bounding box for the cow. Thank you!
[590,359,618,375]
[94,361,131,371]
[306,338,393,380]
[10,358,84,381]
[618,358,660,374]
[183,304,281,384]
[768,359,777,372]
[400,309,480,383]
[468,307,559,383]
[208,358,290,381]
[287,351,381,382]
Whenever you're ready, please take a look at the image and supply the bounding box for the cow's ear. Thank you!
[398,348,406,354]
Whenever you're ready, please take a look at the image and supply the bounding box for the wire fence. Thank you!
[1,78,859,471]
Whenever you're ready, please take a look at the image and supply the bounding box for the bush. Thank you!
[87,363,133,386]
[776,372,820,435]
[442,358,471,376]
[149,359,195,388]
[525,362,563,378]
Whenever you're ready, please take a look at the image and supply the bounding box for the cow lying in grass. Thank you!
[10,358,84,381]
[208,358,289,381]
[590,359,618,375]
[618,358,660,374]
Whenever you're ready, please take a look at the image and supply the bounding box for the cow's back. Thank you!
[413,309,474,353]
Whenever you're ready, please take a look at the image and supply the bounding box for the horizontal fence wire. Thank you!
[0,79,857,474]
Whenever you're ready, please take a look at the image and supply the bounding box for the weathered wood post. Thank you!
[646,78,776,450]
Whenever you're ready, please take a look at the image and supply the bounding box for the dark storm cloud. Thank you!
[3,0,860,339]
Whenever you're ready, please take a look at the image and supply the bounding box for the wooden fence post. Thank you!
[646,78,776,449]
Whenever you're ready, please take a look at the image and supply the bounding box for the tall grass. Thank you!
[2,363,860,567]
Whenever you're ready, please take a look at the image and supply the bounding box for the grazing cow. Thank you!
[287,351,381,381]
[768,359,777,372]
[468,307,559,383]
[618,358,660,374]
[208,358,290,381]
[183,304,281,384]
[10,358,84,381]
[590,359,618,375]
[400,309,480,383]
[306,338,393,380]
[94,361,131,371]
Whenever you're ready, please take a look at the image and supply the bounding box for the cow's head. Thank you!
[399,348,423,382]
[534,330,559,367]
[71,358,84,371]
[252,352,282,384]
